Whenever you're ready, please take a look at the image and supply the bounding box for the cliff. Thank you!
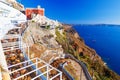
[22,20,120,80]
[55,24,120,80]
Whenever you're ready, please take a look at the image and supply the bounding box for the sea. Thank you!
[73,25,120,75]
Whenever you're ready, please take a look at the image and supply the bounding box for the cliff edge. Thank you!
[56,24,120,80]
[22,20,120,80]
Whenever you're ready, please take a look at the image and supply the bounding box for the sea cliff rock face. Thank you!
[56,24,120,80]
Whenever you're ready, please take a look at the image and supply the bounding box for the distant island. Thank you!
[71,24,120,26]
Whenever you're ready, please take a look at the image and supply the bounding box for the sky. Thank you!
[17,0,120,24]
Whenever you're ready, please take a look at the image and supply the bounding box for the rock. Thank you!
[16,49,21,53]
[13,72,20,78]
[19,53,24,57]
[10,54,17,61]
[20,69,27,74]
[15,59,20,63]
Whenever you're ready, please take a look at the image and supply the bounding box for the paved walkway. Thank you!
[64,59,87,80]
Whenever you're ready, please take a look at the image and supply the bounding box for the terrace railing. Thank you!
[8,58,62,80]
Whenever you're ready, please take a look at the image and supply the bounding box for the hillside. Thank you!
[22,20,120,80]
[56,24,120,80]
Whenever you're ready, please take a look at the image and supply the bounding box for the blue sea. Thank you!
[73,25,120,75]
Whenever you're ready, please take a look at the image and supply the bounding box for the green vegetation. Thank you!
[31,20,35,23]
[45,25,50,29]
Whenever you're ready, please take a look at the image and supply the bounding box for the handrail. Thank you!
[0,8,63,79]
[8,58,37,68]
[60,63,74,80]
[10,61,42,74]
[31,68,53,80]
[65,54,92,80]
[2,41,20,47]
[2,34,21,39]
[8,57,62,80]
[13,65,45,80]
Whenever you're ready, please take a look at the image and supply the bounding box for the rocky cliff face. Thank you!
[23,21,120,80]
[22,21,64,63]
[22,21,88,80]
[56,24,120,80]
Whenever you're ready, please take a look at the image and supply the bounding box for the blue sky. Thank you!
[18,0,120,24]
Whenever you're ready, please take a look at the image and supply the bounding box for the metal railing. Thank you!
[0,8,63,79]
[8,58,62,80]
[65,54,92,80]
[2,34,21,39]
[0,23,62,80]
[60,63,74,80]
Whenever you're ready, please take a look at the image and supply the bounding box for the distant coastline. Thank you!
[70,24,120,27]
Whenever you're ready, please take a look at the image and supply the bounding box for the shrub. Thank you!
[46,25,50,29]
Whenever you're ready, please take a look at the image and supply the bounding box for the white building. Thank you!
[32,14,61,29]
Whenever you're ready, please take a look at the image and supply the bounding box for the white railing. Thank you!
[2,41,20,47]
[8,58,62,80]
[0,17,62,80]
[2,34,21,39]
[1,30,62,80]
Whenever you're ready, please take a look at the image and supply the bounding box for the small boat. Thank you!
[92,40,96,43]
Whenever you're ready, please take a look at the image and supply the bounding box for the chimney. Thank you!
[37,5,41,9]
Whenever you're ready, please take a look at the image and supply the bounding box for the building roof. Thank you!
[26,5,44,10]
